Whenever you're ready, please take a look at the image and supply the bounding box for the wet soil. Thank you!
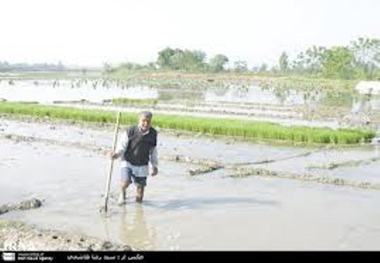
[1,116,380,250]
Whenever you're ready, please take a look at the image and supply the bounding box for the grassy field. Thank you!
[0,102,375,145]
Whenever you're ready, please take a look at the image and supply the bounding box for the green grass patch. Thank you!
[0,101,375,145]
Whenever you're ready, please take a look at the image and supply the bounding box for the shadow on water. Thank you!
[143,197,279,210]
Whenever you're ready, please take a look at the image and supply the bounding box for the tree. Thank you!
[321,46,354,79]
[208,54,229,72]
[279,52,289,72]
[290,47,326,75]
[350,37,380,79]
[183,50,207,71]
[157,47,176,69]
[191,50,207,66]
[291,52,306,73]
[168,49,186,70]
[303,46,326,74]
[288,38,380,79]
[157,48,207,71]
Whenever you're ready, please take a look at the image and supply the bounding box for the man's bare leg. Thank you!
[136,186,145,203]
[118,181,130,205]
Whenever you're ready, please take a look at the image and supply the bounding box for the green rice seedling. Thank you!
[0,101,375,145]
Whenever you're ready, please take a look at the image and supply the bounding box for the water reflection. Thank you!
[119,205,156,250]
[205,85,310,106]
[1,79,371,110]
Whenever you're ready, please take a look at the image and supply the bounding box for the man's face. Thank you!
[139,116,151,132]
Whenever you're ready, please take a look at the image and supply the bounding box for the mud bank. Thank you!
[228,167,380,191]
[307,156,380,170]
[0,220,132,251]
[0,199,42,215]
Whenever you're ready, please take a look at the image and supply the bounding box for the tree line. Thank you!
[278,37,380,80]
[106,48,230,73]
[109,37,380,80]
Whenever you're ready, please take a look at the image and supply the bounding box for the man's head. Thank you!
[138,111,153,132]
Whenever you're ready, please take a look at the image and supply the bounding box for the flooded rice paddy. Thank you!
[1,78,380,250]
[1,117,380,250]
[1,79,380,129]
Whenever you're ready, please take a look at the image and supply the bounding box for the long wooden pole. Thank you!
[103,111,121,213]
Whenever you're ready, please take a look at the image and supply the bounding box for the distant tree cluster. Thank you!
[0,61,65,72]
[107,37,380,80]
[111,48,230,73]
[157,47,230,72]
[278,37,380,79]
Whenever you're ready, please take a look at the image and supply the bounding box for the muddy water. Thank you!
[1,118,380,250]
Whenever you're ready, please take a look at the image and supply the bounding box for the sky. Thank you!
[0,0,379,68]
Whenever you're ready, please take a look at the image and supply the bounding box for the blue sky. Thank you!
[0,0,379,67]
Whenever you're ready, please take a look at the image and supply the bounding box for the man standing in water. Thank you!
[109,111,158,204]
